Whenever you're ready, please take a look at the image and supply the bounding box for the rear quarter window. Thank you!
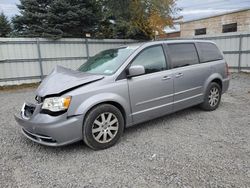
[197,42,223,63]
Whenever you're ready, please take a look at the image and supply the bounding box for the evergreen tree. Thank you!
[46,0,101,38]
[12,0,101,38]
[0,12,12,37]
[12,0,51,37]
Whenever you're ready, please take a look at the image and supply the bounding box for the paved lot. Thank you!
[0,73,250,187]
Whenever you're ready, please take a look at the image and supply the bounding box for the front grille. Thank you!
[22,129,57,143]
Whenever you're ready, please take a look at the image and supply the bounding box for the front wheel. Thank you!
[200,82,222,111]
[83,104,124,150]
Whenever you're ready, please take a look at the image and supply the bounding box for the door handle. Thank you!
[162,75,171,80]
[175,73,183,78]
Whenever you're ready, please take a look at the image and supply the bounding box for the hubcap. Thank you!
[208,87,220,107]
[92,112,119,143]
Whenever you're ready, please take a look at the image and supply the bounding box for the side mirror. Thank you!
[127,65,145,78]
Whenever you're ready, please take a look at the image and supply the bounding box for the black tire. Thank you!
[83,104,124,150]
[200,82,222,111]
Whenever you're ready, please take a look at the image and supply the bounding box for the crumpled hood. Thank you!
[36,65,104,97]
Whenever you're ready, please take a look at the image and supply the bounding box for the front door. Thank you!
[127,45,174,124]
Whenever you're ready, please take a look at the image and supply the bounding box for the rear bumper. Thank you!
[222,77,230,94]
[14,112,84,146]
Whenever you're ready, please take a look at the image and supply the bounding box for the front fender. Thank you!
[69,93,132,125]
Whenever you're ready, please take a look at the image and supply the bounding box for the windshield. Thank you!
[78,47,135,75]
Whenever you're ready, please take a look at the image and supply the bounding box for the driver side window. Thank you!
[131,45,167,74]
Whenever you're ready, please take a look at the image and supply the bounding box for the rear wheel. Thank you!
[200,82,222,111]
[83,104,124,150]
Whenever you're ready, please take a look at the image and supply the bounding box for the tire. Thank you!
[200,82,222,111]
[83,104,124,150]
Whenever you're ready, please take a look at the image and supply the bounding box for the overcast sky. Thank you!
[1,0,250,24]
[177,0,250,21]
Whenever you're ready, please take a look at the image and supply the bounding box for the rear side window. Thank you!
[197,42,223,63]
[168,43,199,68]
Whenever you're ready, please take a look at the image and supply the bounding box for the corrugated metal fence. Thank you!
[0,38,136,86]
[1,34,250,86]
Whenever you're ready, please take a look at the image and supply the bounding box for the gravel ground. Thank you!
[0,73,250,188]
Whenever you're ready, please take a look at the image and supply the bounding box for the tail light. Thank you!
[225,62,230,77]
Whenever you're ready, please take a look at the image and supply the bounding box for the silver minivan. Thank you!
[15,40,230,150]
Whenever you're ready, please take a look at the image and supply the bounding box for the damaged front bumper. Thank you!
[14,102,84,146]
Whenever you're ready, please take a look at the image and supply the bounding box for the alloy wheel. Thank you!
[92,112,119,143]
[208,87,220,107]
